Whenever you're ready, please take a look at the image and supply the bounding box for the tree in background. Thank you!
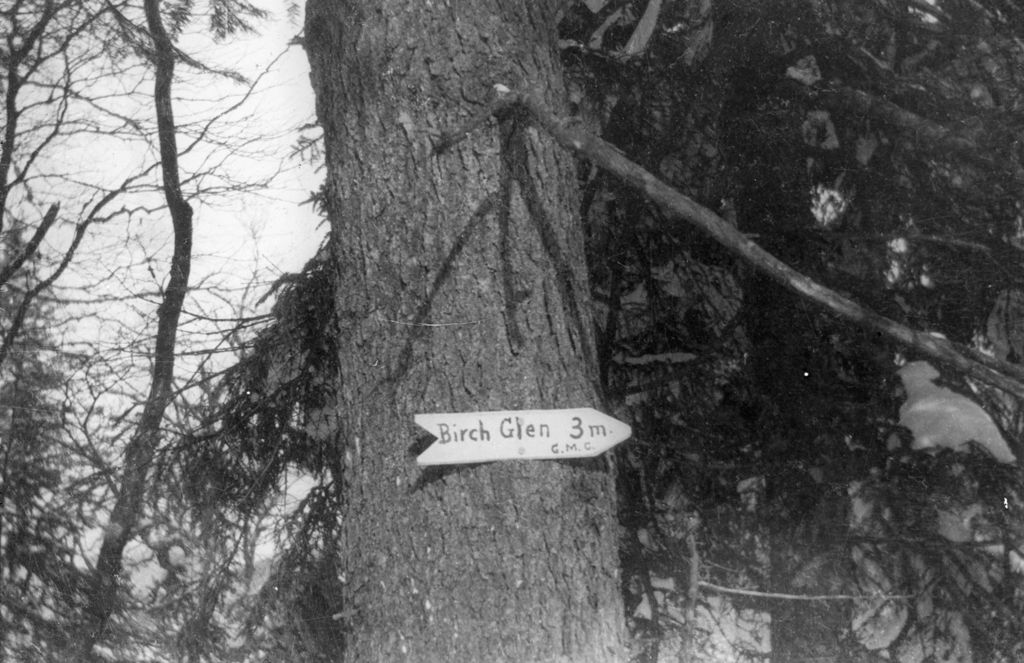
[0,223,89,661]
[1,0,303,659]
[0,2,142,657]
[69,0,278,657]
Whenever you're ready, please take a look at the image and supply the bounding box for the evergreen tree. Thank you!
[0,224,87,661]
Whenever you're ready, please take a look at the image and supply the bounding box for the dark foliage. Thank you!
[562,0,1024,659]
[186,246,340,518]
[1,228,89,660]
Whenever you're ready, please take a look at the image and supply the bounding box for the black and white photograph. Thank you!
[2,1,1023,661]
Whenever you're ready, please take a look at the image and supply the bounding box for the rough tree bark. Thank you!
[73,0,193,657]
[304,1,626,661]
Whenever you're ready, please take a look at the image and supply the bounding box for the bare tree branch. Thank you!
[491,87,1024,400]
[0,0,59,234]
[0,202,59,288]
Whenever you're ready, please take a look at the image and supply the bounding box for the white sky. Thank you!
[184,5,325,279]
[36,1,325,300]
[22,1,328,388]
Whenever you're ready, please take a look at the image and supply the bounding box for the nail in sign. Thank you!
[414,407,632,466]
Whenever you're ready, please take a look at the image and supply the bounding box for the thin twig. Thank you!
[698,581,914,602]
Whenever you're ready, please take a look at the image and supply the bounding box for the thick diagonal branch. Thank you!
[502,89,1024,401]
[0,203,60,289]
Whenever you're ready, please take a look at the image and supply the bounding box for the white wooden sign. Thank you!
[414,407,631,466]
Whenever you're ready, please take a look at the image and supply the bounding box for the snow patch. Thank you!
[897,361,1015,463]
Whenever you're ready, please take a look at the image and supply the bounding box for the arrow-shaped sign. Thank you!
[414,407,631,466]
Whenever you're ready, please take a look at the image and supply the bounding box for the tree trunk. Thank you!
[304,1,625,661]
[73,0,193,656]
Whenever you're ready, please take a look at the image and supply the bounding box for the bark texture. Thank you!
[304,1,625,661]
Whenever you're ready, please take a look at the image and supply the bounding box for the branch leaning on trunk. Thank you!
[436,86,1024,401]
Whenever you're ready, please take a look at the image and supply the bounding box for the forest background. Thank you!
[3,0,1024,662]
